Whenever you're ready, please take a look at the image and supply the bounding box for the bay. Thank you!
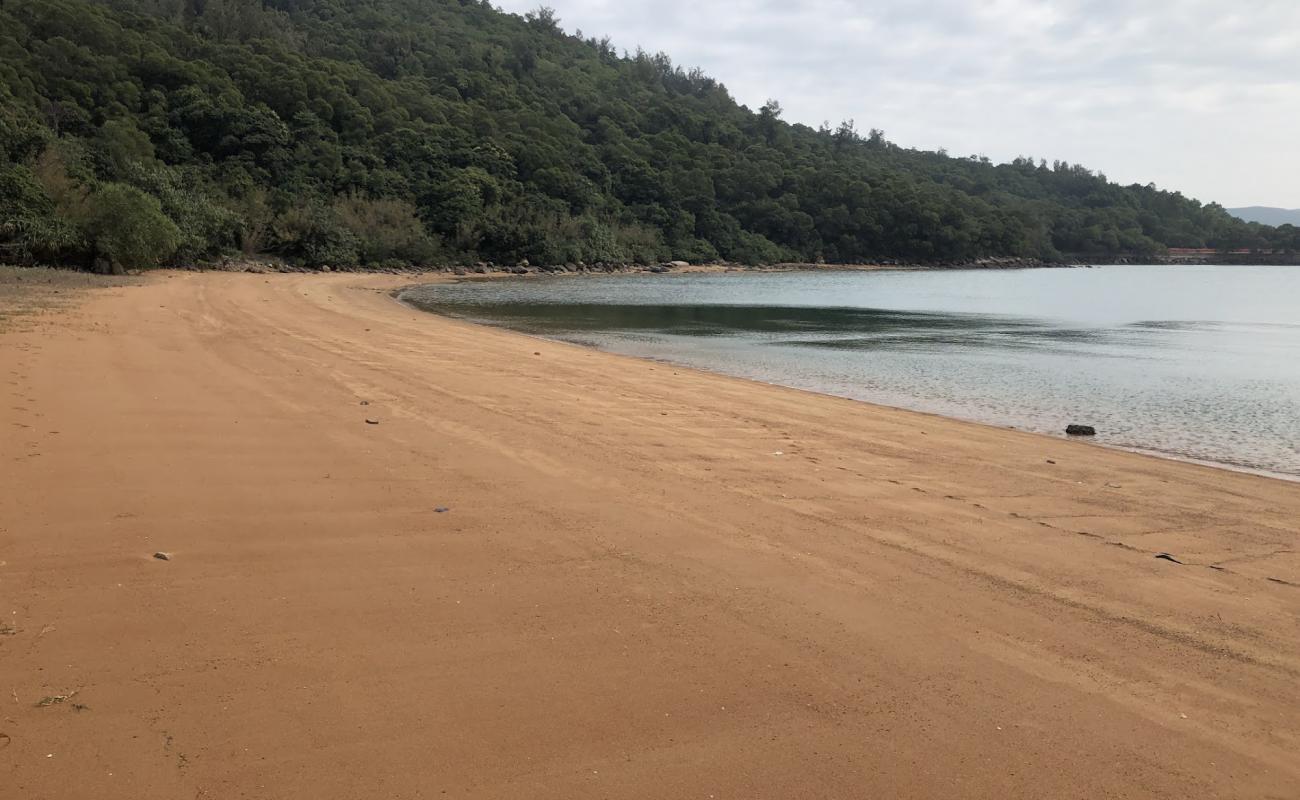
[401,265,1300,478]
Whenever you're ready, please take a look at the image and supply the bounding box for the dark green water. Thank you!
[401,265,1300,478]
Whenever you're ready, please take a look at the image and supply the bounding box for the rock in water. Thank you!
[1065,424,1096,436]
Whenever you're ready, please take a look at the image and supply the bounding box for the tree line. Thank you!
[1,0,1296,270]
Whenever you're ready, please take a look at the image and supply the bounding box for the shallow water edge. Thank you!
[399,266,1300,480]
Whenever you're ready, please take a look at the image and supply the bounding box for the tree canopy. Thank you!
[1,0,1294,269]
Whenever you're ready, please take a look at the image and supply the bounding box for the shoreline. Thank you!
[3,270,1298,798]
[394,276,1300,485]
[76,251,1300,278]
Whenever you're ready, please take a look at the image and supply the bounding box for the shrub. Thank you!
[333,195,441,266]
[75,183,181,269]
[0,163,82,263]
[126,163,240,261]
[272,203,360,267]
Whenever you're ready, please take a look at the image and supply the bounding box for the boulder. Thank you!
[667,260,690,268]
[1065,424,1096,436]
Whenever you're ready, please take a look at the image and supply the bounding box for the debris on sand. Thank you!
[153,552,171,561]
[435,507,450,513]
[36,691,77,707]
[1154,553,1182,564]
[365,418,380,425]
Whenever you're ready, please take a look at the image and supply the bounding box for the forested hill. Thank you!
[2,0,1296,270]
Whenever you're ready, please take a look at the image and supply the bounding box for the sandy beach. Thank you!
[2,270,1298,799]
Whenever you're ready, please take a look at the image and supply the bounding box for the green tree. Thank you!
[0,0,1288,270]
[75,183,180,270]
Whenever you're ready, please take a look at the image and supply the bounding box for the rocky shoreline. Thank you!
[34,251,1296,277]
[217,252,1300,276]
[206,254,1090,276]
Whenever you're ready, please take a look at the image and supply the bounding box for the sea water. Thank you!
[401,265,1300,478]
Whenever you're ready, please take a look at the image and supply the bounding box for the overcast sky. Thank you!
[494,0,1300,209]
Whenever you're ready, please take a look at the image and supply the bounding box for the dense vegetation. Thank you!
[2,0,1296,270]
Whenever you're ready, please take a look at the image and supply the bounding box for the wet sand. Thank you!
[2,270,1298,799]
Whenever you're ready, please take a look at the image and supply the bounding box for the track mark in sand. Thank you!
[964,502,1286,583]
[1215,548,1296,566]
[1068,528,1105,540]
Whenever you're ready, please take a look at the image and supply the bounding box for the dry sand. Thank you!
[2,270,1298,799]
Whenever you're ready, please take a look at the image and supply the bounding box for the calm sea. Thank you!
[401,265,1300,478]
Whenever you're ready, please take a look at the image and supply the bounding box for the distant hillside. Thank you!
[1,0,1296,270]
[1228,207,1300,227]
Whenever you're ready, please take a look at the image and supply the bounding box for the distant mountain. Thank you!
[1228,207,1300,226]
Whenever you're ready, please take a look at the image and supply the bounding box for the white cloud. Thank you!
[495,0,1300,207]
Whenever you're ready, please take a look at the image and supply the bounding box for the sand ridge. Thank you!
[2,270,1298,798]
